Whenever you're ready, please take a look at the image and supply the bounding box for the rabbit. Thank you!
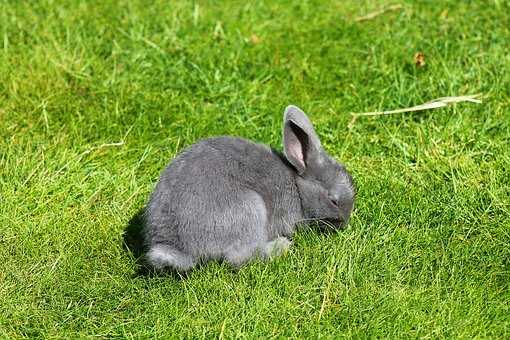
[144,105,355,272]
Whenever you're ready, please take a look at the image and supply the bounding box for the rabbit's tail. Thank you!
[146,244,196,271]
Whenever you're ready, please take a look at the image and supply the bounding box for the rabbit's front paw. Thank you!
[265,237,292,258]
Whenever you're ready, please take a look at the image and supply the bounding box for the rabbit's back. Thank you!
[145,136,302,261]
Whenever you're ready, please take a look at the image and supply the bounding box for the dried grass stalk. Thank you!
[352,94,482,117]
[355,4,403,22]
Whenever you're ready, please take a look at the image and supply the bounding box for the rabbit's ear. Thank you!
[283,105,322,175]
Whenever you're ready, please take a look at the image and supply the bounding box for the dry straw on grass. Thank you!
[349,94,482,127]
[355,4,404,22]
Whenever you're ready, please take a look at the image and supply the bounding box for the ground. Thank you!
[1,0,509,338]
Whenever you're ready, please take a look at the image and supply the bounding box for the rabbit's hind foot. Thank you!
[224,237,292,268]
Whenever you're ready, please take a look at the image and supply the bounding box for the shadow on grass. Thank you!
[123,208,146,259]
[123,208,150,276]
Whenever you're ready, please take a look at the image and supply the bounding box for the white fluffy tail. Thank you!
[146,244,196,271]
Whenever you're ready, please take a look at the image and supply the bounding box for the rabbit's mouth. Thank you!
[318,218,345,230]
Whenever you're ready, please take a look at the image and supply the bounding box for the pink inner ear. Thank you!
[288,139,305,169]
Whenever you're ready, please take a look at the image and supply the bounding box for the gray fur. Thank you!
[144,105,355,271]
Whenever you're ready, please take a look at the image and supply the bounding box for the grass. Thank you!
[1,0,509,337]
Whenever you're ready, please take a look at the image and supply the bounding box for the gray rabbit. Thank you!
[144,105,355,271]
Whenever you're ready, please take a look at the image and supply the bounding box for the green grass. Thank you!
[1,0,509,337]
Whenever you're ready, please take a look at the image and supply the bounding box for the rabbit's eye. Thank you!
[329,197,339,207]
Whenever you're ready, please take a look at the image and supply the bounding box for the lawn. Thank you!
[1,0,509,338]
